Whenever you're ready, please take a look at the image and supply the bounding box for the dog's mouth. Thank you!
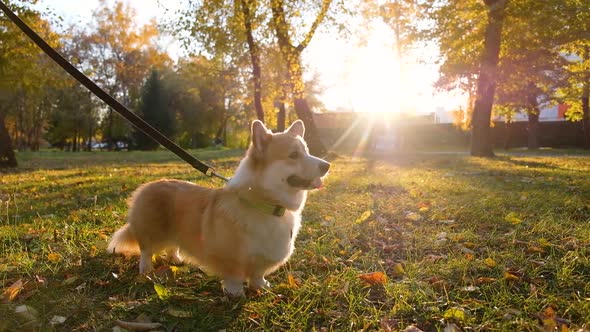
[287,175,323,189]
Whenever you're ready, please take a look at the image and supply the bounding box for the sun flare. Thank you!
[311,22,467,116]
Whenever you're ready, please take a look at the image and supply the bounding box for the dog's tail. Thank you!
[107,224,140,255]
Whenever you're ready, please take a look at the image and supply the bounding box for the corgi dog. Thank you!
[107,120,330,296]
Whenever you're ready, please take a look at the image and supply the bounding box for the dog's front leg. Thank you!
[221,278,245,297]
[248,275,271,290]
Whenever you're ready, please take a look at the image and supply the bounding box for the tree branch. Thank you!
[296,0,332,53]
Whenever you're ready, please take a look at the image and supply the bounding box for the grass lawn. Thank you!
[1,148,590,331]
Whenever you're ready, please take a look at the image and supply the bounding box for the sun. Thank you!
[345,38,403,113]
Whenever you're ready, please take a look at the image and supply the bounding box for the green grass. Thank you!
[1,148,589,331]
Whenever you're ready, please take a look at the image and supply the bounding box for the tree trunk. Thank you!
[270,0,329,156]
[285,56,326,156]
[275,100,286,132]
[0,112,18,167]
[239,0,265,123]
[582,81,590,149]
[470,0,507,157]
[503,121,511,150]
[106,109,114,151]
[527,110,539,150]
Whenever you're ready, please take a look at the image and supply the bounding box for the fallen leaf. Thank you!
[114,320,162,331]
[404,212,423,222]
[527,246,545,254]
[49,315,67,325]
[355,210,372,224]
[47,253,61,262]
[404,325,424,332]
[424,254,447,262]
[392,263,406,276]
[359,271,387,286]
[504,212,522,225]
[379,317,399,331]
[165,308,193,318]
[154,283,170,300]
[287,273,299,289]
[476,277,497,284]
[461,285,479,292]
[1,279,23,303]
[484,258,498,268]
[443,307,466,322]
[504,272,520,282]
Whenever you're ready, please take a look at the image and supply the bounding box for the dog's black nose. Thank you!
[319,161,330,175]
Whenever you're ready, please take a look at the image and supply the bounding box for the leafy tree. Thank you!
[494,1,569,149]
[82,0,170,149]
[0,0,61,166]
[269,0,336,155]
[134,69,174,150]
[165,57,228,148]
[176,0,268,123]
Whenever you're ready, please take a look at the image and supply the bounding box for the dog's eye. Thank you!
[289,151,299,159]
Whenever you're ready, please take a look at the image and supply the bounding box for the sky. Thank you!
[35,0,466,115]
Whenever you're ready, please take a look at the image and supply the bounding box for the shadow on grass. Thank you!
[1,251,247,331]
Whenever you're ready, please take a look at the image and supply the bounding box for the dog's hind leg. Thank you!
[139,248,153,274]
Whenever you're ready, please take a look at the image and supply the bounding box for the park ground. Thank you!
[1,148,590,331]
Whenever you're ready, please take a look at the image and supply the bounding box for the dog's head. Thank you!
[248,120,330,191]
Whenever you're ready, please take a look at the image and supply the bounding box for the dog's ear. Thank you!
[286,120,305,137]
[251,120,271,154]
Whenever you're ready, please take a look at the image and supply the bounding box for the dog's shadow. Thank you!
[4,251,251,331]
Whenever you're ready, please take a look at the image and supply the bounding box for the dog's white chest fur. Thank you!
[244,210,301,266]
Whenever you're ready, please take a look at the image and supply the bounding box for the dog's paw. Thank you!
[249,277,271,290]
[222,280,245,297]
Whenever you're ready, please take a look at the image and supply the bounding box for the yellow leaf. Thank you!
[443,307,466,322]
[359,272,387,285]
[503,272,520,282]
[476,277,497,284]
[154,283,170,300]
[1,279,23,303]
[287,274,299,289]
[392,263,406,276]
[484,258,497,268]
[47,253,60,262]
[504,212,522,225]
[90,245,98,257]
[355,210,372,224]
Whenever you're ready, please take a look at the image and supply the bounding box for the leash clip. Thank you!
[206,168,230,182]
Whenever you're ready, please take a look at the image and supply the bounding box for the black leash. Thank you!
[0,1,229,182]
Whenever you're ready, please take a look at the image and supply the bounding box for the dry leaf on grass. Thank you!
[359,271,387,285]
[1,279,23,303]
[49,316,67,325]
[483,258,497,268]
[443,307,466,322]
[287,273,299,289]
[504,272,520,282]
[504,212,522,225]
[391,263,406,276]
[114,320,162,331]
[47,253,61,262]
